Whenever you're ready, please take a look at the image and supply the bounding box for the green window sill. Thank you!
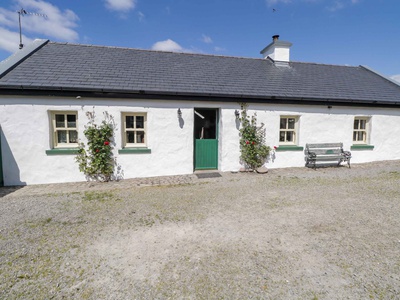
[118,148,151,154]
[350,144,374,150]
[275,145,304,152]
[46,148,80,155]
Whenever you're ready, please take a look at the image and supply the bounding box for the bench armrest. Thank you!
[342,151,352,159]
[307,152,317,159]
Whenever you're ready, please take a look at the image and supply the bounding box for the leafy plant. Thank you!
[239,105,271,170]
[76,111,116,182]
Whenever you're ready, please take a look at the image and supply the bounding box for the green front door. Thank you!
[194,109,218,170]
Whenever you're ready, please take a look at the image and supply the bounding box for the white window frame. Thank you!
[353,116,370,145]
[279,116,299,145]
[122,113,147,148]
[50,111,78,148]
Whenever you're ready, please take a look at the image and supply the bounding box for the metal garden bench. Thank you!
[305,143,351,169]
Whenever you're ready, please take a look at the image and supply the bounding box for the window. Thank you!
[122,113,147,147]
[279,116,299,145]
[51,112,78,148]
[353,117,370,144]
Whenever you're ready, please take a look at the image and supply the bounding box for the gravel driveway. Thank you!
[1,161,400,299]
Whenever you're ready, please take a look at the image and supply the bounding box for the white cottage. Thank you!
[1,36,400,186]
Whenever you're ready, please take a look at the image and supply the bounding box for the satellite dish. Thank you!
[17,8,47,49]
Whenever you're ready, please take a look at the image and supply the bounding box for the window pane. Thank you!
[279,131,285,142]
[354,119,359,130]
[280,118,287,130]
[126,116,134,129]
[55,115,65,128]
[57,130,67,143]
[136,116,144,129]
[359,120,366,130]
[136,131,145,143]
[69,130,78,143]
[67,115,76,128]
[359,132,365,142]
[288,118,295,129]
[286,131,294,142]
[126,132,135,143]
[354,131,365,142]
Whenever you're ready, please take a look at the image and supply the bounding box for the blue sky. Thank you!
[1,0,399,82]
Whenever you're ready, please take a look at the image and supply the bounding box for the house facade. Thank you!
[1,37,400,186]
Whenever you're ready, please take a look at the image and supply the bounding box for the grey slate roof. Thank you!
[1,40,400,105]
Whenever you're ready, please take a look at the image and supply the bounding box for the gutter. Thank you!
[1,86,400,108]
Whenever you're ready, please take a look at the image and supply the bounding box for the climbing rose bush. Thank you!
[239,106,271,170]
[76,111,116,182]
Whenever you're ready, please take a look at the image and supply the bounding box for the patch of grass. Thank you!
[265,197,294,209]
[367,283,394,300]
[26,217,53,228]
[83,191,119,202]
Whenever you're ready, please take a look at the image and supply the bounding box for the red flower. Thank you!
[104,141,110,146]
[252,141,255,145]
[96,149,99,153]
[274,146,277,149]
[246,141,250,144]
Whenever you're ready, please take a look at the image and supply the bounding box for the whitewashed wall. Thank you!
[1,96,400,185]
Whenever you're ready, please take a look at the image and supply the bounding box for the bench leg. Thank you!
[306,159,316,169]
[312,159,316,170]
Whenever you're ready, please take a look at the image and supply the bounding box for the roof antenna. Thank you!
[17,8,47,50]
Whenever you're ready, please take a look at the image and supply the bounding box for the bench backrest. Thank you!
[306,143,344,155]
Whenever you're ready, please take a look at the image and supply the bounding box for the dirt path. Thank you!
[1,161,400,299]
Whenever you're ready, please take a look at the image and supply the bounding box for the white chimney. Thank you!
[260,35,292,62]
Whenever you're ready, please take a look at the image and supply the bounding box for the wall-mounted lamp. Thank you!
[177,108,182,118]
[235,109,240,119]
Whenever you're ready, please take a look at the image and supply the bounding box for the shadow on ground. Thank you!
[0,186,24,198]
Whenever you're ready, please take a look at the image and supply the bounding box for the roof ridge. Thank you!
[48,41,363,68]
[48,41,268,61]
[289,60,359,69]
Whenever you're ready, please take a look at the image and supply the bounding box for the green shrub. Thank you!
[239,106,271,170]
[76,111,116,182]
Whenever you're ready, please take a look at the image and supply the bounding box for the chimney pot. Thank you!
[272,35,280,42]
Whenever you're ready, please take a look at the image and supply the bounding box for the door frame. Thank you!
[193,108,219,170]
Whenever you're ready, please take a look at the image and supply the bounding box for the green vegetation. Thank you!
[76,111,116,182]
[239,105,271,170]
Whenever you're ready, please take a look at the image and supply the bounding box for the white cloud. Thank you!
[104,0,136,12]
[151,39,184,52]
[0,27,33,53]
[328,0,361,11]
[0,0,79,54]
[214,46,226,52]
[18,0,79,40]
[266,0,291,6]
[391,75,400,84]
[266,0,360,10]
[138,11,145,22]
[0,8,16,27]
[201,34,212,44]
[330,1,345,11]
